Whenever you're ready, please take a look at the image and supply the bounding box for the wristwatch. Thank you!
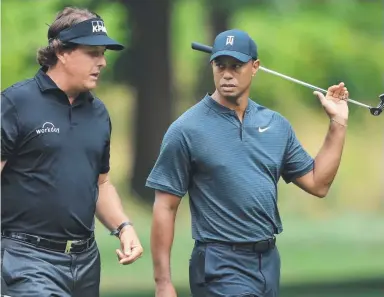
[110,221,133,238]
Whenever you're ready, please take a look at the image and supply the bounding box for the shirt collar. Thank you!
[35,67,94,102]
[202,93,254,114]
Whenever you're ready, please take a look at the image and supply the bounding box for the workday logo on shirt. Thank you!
[36,122,60,134]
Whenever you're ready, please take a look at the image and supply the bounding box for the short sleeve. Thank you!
[145,124,191,198]
[282,124,314,183]
[100,117,111,174]
[1,94,20,161]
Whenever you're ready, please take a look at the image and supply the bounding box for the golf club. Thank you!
[191,42,384,117]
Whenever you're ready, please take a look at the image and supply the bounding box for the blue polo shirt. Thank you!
[146,94,314,242]
[1,68,111,240]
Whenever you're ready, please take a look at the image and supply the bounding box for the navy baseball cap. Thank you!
[56,17,124,51]
[210,29,257,63]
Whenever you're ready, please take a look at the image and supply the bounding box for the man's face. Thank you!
[60,45,107,92]
[212,56,259,105]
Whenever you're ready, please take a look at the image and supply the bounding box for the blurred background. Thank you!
[1,0,383,296]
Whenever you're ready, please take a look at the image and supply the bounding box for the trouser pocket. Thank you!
[189,244,207,296]
[1,249,24,286]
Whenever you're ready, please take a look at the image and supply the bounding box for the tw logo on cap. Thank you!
[92,21,107,33]
[225,35,234,46]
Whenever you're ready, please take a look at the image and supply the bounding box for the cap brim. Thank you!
[68,35,124,51]
[210,50,252,63]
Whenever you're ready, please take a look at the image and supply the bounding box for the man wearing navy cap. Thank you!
[1,7,143,297]
[147,29,349,296]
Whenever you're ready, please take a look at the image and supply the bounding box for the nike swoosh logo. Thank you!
[258,126,270,133]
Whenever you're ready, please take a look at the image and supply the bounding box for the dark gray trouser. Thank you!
[1,236,100,297]
[189,241,281,297]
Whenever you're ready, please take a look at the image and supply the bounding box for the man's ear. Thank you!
[56,50,67,64]
[56,46,74,65]
[252,59,260,77]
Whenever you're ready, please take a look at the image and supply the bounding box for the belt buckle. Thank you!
[64,240,73,254]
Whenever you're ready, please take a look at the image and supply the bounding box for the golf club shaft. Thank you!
[259,67,372,109]
[191,42,373,109]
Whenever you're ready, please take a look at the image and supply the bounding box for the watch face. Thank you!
[110,229,119,236]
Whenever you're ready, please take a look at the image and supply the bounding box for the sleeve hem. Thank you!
[283,159,314,184]
[99,167,110,174]
[145,179,185,198]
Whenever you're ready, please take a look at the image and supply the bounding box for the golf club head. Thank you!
[369,94,384,116]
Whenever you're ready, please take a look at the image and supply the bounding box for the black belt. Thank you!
[199,237,276,253]
[1,231,95,254]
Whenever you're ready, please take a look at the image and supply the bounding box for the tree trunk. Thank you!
[117,0,173,204]
[194,1,230,100]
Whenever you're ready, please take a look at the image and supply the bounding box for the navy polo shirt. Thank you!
[146,94,314,243]
[1,68,111,240]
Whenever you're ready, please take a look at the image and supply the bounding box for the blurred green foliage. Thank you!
[1,0,383,296]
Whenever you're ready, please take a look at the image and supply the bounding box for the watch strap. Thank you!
[110,221,133,237]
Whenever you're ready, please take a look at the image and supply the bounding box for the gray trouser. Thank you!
[189,241,281,297]
[1,236,100,297]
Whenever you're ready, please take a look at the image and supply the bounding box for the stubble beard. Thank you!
[221,88,246,106]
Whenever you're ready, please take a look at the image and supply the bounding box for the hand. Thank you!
[116,225,143,265]
[313,82,349,121]
[155,282,177,297]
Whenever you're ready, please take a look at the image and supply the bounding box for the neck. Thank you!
[46,66,79,103]
[211,90,249,120]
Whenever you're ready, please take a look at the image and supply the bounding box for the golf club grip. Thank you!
[191,42,212,54]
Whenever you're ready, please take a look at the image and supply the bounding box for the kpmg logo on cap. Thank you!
[92,21,107,33]
[225,35,234,46]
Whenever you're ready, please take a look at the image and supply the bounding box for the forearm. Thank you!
[313,119,347,191]
[151,202,177,284]
[95,181,130,231]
